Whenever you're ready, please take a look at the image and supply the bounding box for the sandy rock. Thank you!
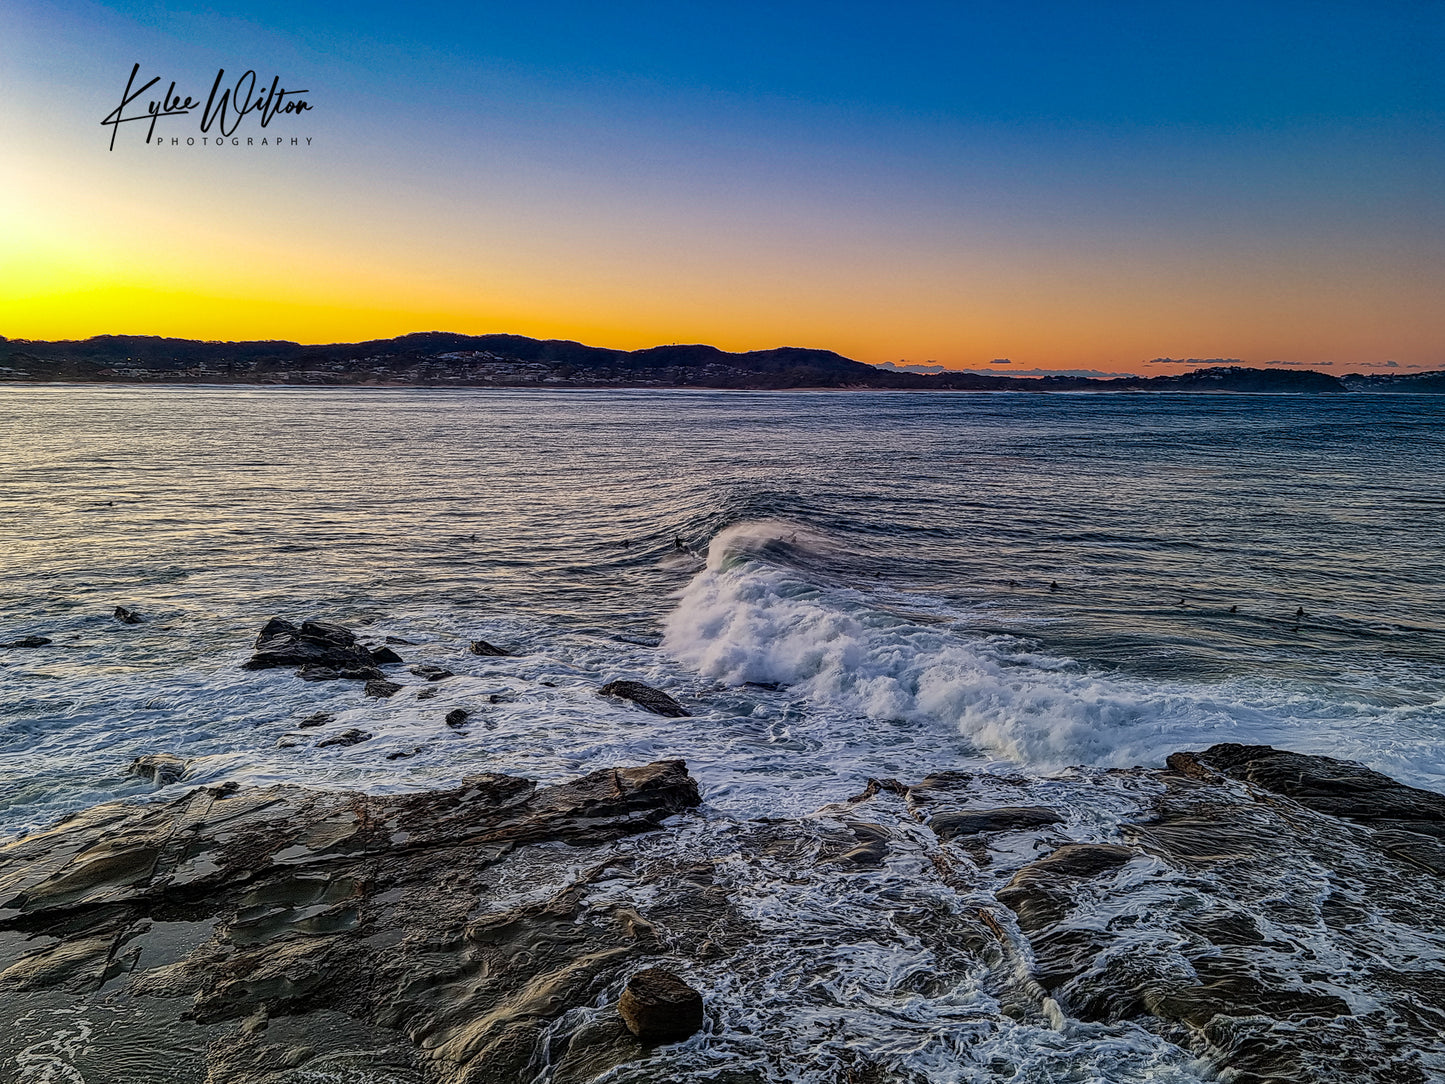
[617,967,704,1041]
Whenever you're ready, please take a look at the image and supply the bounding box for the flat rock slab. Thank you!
[1171,743,1445,834]
[929,806,1062,840]
[0,761,703,1083]
[2,742,1441,1084]
[598,680,690,718]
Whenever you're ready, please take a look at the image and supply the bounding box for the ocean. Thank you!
[3,384,1444,1081]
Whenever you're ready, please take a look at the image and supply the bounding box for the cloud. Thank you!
[988,358,1012,365]
[958,367,1120,379]
[1265,359,1334,367]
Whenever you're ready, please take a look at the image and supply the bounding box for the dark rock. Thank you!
[126,754,188,786]
[297,663,384,682]
[364,680,403,699]
[445,709,469,729]
[470,639,512,657]
[991,757,1445,1082]
[384,635,415,645]
[1372,827,1445,875]
[410,665,454,681]
[846,777,910,803]
[1019,842,1134,878]
[416,687,439,701]
[298,711,333,729]
[0,635,50,649]
[598,680,690,718]
[385,747,421,760]
[243,618,378,674]
[617,968,704,1042]
[368,645,403,665]
[316,728,372,748]
[929,806,1062,841]
[1172,744,1445,835]
[113,606,142,624]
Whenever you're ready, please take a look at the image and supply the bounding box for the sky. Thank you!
[1,1,1441,374]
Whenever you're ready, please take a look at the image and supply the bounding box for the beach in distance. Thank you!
[2,384,1444,1082]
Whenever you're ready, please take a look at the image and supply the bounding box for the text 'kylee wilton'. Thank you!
[102,63,313,150]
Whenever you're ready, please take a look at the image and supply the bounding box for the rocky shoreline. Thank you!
[1,617,1442,1082]
[2,733,1443,1083]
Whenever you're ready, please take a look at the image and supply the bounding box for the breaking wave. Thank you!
[664,521,1445,786]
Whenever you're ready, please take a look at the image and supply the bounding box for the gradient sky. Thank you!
[1,1,1441,373]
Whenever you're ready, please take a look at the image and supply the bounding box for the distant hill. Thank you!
[0,332,1435,393]
[1340,370,1445,393]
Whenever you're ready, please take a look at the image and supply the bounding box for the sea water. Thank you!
[2,384,1443,1080]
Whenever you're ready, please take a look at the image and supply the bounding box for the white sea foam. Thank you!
[663,522,1445,787]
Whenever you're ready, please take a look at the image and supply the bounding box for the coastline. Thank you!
[3,739,1442,1082]
[5,331,1437,393]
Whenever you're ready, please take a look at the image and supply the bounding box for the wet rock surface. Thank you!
[315,727,372,748]
[618,967,704,1041]
[126,754,189,786]
[243,618,378,676]
[1,745,1441,1084]
[1171,742,1445,835]
[0,635,51,648]
[469,639,511,657]
[598,680,690,718]
[0,761,704,1084]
